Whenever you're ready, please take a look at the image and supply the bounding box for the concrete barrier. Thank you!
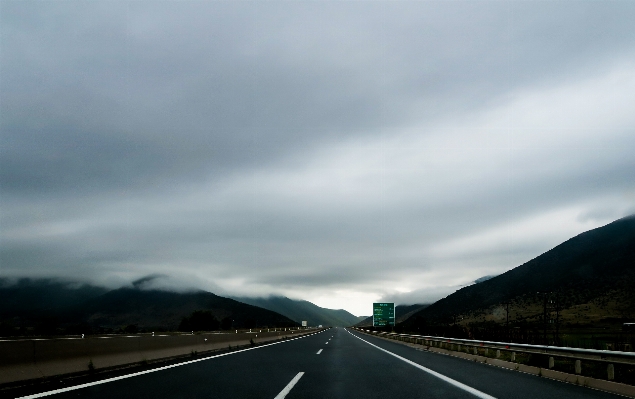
[0,329,318,385]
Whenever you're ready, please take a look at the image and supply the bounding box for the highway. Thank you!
[11,327,624,399]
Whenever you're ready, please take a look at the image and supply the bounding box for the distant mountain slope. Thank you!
[355,304,430,327]
[405,215,635,327]
[397,304,431,322]
[231,296,360,327]
[84,288,298,330]
[0,278,107,319]
[0,279,297,335]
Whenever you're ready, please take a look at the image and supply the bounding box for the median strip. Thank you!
[15,331,324,399]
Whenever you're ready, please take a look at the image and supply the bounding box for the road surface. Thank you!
[10,327,623,399]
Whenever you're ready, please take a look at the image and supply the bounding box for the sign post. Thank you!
[373,303,395,328]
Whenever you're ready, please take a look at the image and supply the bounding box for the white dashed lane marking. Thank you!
[273,372,304,399]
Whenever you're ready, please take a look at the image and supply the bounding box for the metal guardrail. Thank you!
[353,328,635,381]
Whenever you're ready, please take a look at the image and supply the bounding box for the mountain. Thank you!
[397,304,432,321]
[355,304,430,327]
[0,278,107,318]
[403,215,635,330]
[0,279,297,335]
[83,288,298,330]
[473,275,497,284]
[230,296,361,327]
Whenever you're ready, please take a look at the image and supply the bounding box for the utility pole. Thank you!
[537,292,549,345]
[502,302,510,342]
[542,293,551,344]
[543,294,548,344]
[506,302,510,329]
[555,292,560,346]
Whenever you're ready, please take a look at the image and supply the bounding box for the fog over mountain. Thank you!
[1,2,634,315]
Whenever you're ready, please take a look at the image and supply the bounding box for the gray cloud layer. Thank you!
[2,1,634,315]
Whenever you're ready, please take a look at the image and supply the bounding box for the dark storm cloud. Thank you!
[3,1,632,197]
[1,1,635,314]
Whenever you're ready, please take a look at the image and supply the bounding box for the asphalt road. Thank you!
[12,327,624,399]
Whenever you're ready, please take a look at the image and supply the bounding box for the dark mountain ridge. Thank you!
[230,295,361,327]
[406,215,635,325]
[0,279,297,335]
[84,287,298,330]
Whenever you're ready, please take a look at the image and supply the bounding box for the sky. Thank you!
[1,1,634,316]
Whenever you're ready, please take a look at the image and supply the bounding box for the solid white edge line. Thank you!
[16,331,324,399]
[346,329,496,399]
[316,349,323,354]
[273,372,304,399]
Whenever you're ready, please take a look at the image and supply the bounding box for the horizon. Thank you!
[3,214,630,317]
[2,2,635,317]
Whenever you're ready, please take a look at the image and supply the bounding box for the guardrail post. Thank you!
[457,344,461,351]
[473,347,478,355]
[549,356,554,369]
[511,352,516,361]
[496,349,501,358]
[607,363,614,381]
[575,359,582,375]
[484,348,489,356]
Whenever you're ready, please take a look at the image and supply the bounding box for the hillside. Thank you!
[0,279,297,335]
[403,215,635,331]
[230,295,361,327]
[83,288,298,331]
[0,278,107,318]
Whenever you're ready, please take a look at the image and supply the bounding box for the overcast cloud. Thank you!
[1,1,634,316]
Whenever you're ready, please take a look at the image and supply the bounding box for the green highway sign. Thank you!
[373,303,395,327]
